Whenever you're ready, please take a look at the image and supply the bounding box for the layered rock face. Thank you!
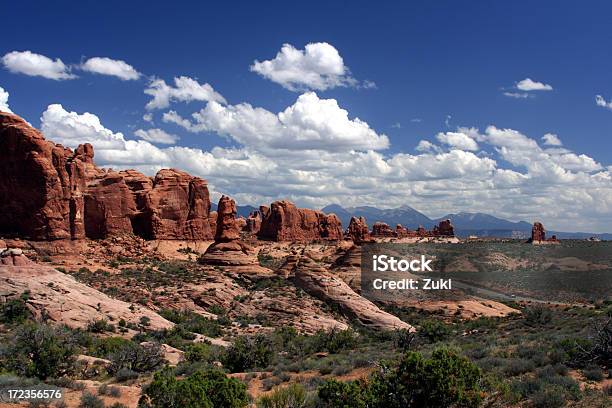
[0,112,214,240]
[257,200,343,242]
[346,216,372,244]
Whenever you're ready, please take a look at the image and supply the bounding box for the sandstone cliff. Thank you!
[0,112,214,241]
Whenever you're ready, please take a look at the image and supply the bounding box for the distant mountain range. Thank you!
[320,204,611,240]
[212,201,610,239]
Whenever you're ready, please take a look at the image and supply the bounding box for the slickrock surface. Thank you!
[0,252,173,330]
[292,254,414,331]
[258,200,343,242]
[0,112,214,241]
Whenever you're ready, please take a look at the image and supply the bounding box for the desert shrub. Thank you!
[98,384,121,397]
[0,294,31,324]
[393,329,416,351]
[524,306,553,326]
[90,337,133,358]
[318,348,482,408]
[223,335,274,372]
[0,322,78,379]
[79,391,104,408]
[87,319,115,333]
[377,348,482,407]
[257,383,309,408]
[108,342,165,374]
[531,385,565,408]
[159,309,224,338]
[317,379,372,408]
[139,367,248,408]
[309,328,358,354]
[115,368,139,382]
[419,319,452,343]
[503,358,535,376]
[583,366,604,381]
[185,343,213,363]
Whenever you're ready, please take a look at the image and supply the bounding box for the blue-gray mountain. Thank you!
[320,205,611,240]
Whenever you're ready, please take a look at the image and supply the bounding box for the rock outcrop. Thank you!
[0,112,214,240]
[245,211,262,234]
[371,222,396,238]
[346,216,372,244]
[0,251,173,330]
[529,222,559,244]
[433,219,455,237]
[199,196,273,276]
[293,255,414,331]
[531,222,546,241]
[257,200,343,242]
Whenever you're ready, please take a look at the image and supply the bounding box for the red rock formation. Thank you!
[416,226,429,237]
[434,219,455,237]
[371,222,395,237]
[346,216,372,244]
[257,200,343,242]
[531,222,546,242]
[245,211,262,234]
[0,111,214,240]
[214,195,240,242]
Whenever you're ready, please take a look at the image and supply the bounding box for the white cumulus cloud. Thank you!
[250,42,359,91]
[145,76,226,110]
[164,91,389,152]
[436,131,479,151]
[595,95,612,110]
[134,128,179,145]
[2,50,76,80]
[0,86,11,113]
[516,78,553,91]
[80,57,140,80]
[542,133,562,146]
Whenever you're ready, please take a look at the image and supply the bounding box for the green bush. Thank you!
[0,322,78,379]
[139,367,248,408]
[108,342,165,374]
[317,348,482,408]
[90,337,134,358]
[223,335,274,372]
[159,309,224,338]
[419,320,452,343]
[309,328,358,354]
[185,343,213,363]
[0,295,31,324]
[257,383,308,408]
[318,379,372,408]
[87,319,116,333]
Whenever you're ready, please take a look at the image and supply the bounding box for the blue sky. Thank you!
[2,1,612,232]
